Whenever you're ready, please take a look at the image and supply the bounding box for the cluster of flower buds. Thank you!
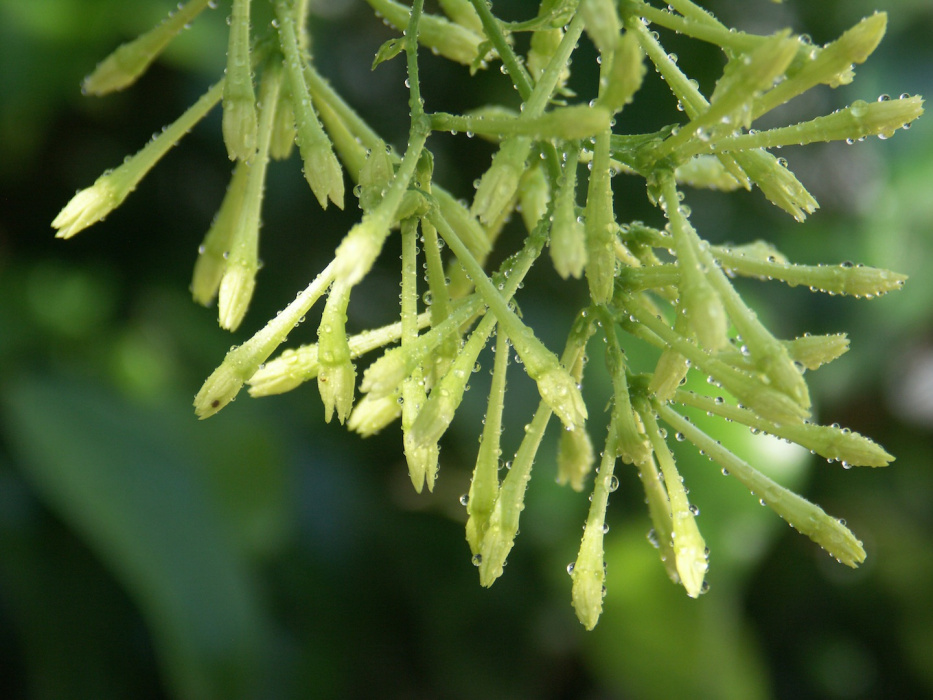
[54,0,920,629]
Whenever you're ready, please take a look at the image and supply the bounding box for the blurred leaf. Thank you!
[0,373,270,700]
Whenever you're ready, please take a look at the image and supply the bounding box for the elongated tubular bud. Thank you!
[398,215,438,493]
[53,82,223,239]
[317,282,356,424]
[429,208,587,430]
[364,0,484,66]
[360,298,480,398]
[249,310,434,397]
[218,62,283,331]
[673,390,893,467]
[639,405,708,598]
[471,136,532,226]
[657,171,728,351]
[192,162,249,307]
[755,13,888,117]
[550,145,587,279]
[465,329,509,554]
[479,312,591,588]
[603,315,651,465]
[657,404,867,567]
[194,261,337,419]
[710,96,924,155]
[222,0,258,161]
[83,0,214,95]
[621,295,809,425]
[570,420,618,630]
[584,128,617,305]
[274,1,345,209]
[347,391,402,437]
[598,31,645,115]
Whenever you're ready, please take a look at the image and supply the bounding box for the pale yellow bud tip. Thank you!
[218,263,256,331]
[52,178,121,239]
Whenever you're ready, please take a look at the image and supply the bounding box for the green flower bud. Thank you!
[52,176,122,241]
[549,146,587,279]
[275,4,345,209]
[641,407,708,598]
[673,390,893,467]
[584,129,617,304]
[438,0,483,34]
[347,391,402,437]
[570,420,619,629]
[784,334,850,371]
[597,31,645,114]
[82,0,214,95]
[466,330,509,553]
[317,284,356,424]
[53,82,223,239]
[222,0,258,162]
[581,0,621,56]
[218,261,257,332]
[733,148,818,222]
[471,136,532,225]
[659,404,866,567]
[478,402,551,587]
[714,95,924,153]
[518,166,550,234]
[367,0,484,66]
[192,161,249,306]
[218,63,283,330]
[556,425,595,492]
[756,13,888,116]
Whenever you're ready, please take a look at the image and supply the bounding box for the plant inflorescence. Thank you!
[54,0,922,629]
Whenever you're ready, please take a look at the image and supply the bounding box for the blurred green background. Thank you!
[1,1,931,698]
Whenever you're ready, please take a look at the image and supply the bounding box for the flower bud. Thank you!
[275,7,345,208]
[784,333,850,371]
[756,13,888,115]
[581,0,621,56]
[466,330,509,552]
[317,285,356,424]
[658,404,866,567]
[52,177,121,240]
[478,405,550,587]
[221,0,258,162]
[471,136,531,225]
[734,148,818,222]
[556,426,595,492]
[518,166,550,234]
[571,420,619,629]
[347,391,402,437]
[584,129,617,304]
[53,82,223,239]
[438,0,483,34]
[534,365,588,431]
[369,0,484,66]
[549,147,587,279]
[218,261,257,332]
[598,32,645,114]
[192,162,249,306]
[641,408,708,598]
[82,0,214,95]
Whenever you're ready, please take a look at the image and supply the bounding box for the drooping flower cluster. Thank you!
[54,0,920,629]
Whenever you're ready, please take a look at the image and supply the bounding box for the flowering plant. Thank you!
[54,0,921,629]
